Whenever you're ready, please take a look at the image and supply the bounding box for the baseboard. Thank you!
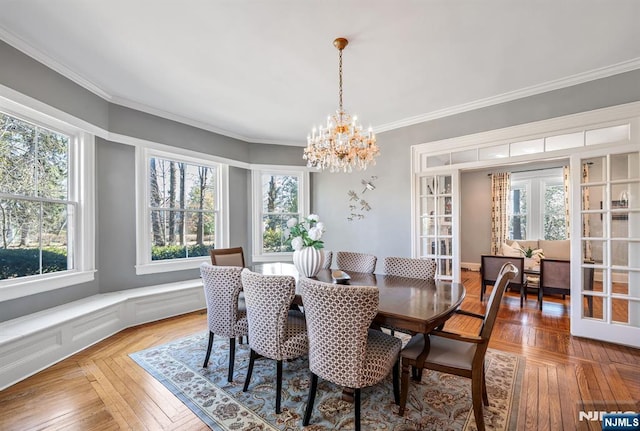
[461,261,481,271]
[0,279,205,390]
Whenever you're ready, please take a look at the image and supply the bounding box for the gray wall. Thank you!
[312,69,640,271]
[0,40,297,321]
[2,37,640,319]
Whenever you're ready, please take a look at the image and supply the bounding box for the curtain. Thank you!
[582,163,592,260]
[490,172,510,255]
[563,165,570,238]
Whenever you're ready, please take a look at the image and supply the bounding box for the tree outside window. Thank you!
[261,174,299,253]
[148,157,218,260]
[0,112,71,280]
[508,169,567,241]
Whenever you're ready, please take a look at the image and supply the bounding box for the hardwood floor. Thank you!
[0,270,638,430]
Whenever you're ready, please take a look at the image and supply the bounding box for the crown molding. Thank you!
[375,57,640,135]
[0,27,112,100]
[111,96,306,146]
[3,26,640,145]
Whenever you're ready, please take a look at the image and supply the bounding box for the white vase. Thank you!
[293,247,324,278]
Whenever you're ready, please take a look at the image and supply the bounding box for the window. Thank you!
[508,168,567,241]
[0,107,95,300]
[136,148,228,274]
[252,169,308,262]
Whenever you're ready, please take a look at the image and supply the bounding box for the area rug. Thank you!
[130,332,523,430]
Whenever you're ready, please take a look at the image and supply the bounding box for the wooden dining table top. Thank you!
[251,262,466,335]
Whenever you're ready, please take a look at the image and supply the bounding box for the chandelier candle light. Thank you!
[303,37,380,173]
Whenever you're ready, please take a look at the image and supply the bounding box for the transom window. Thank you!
[136,148,228,274]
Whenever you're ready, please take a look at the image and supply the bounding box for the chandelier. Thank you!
[303,37,379,173]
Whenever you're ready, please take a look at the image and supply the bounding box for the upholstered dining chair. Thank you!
[336,251,377,273]
[322,250,333,269]
[383,257,437,279]
[480,255,525,301]
[398,262,517,431]
[299,278,401,431]
[210,246,245,267]
[200,263,248,382]
[539,258,571,310]
[240,269,308,414]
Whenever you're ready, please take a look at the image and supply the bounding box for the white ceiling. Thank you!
[1,1,640,146]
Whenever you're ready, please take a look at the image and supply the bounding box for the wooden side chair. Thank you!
[383,257,436,279]
[210,246,245,267]
[539,258,571,310]
[199,263,248,382]
[399,262,518,431]
[299,278,401,431]
[336,251,377,273]
[480,255,524,301]
[240,269,308,414]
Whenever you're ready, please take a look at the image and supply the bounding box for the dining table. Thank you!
[251,262,467,399]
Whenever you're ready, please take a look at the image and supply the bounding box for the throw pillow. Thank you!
[501,241,521,257]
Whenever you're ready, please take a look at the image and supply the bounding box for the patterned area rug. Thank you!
[130,332,523,430]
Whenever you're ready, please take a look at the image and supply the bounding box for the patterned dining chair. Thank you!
[322,250,333,269]
[336,251,377,273]
[299,278,401,431]
[383,257,436,279]
[399,263,518,431]
[200,263,248,382]
[210,246,245,267]
[240,269,308,414]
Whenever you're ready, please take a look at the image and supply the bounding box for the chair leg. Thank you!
[227,337,236,382]
[243,349,257,392]
[480,282,485,301]
[303,372,318,426]
[275,360,283,414]
[399,358,411,416]
[520,284,526,308]
[392,359,400,405]
[539,291,544,311]
[471,369,486,431]
[481,364,489,406]
[354,387,361,431]
[203,331,214,368]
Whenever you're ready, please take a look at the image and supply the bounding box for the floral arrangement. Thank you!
[286,214,325,250]
[519,246,544,259]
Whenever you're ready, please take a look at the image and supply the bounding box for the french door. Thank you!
[571,148,640,348]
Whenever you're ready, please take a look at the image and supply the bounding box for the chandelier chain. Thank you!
[338,48,343,113]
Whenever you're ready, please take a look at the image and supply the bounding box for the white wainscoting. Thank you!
[0,279,205,390]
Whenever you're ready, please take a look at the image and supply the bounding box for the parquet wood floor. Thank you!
[0,270,638,430]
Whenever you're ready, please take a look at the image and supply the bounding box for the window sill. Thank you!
[0,270,96,302]
[135,257,209,275]
[252,253,294,263]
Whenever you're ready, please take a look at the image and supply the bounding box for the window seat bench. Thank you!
[0,279,205,390]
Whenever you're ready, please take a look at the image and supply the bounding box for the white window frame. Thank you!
[510,168,564,240]
[251,166,309,263]
[135,146,229,274]
[0,98,95,301]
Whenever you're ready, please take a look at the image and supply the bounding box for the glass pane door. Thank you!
[417,174,457,280]
[573,150,640,348]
